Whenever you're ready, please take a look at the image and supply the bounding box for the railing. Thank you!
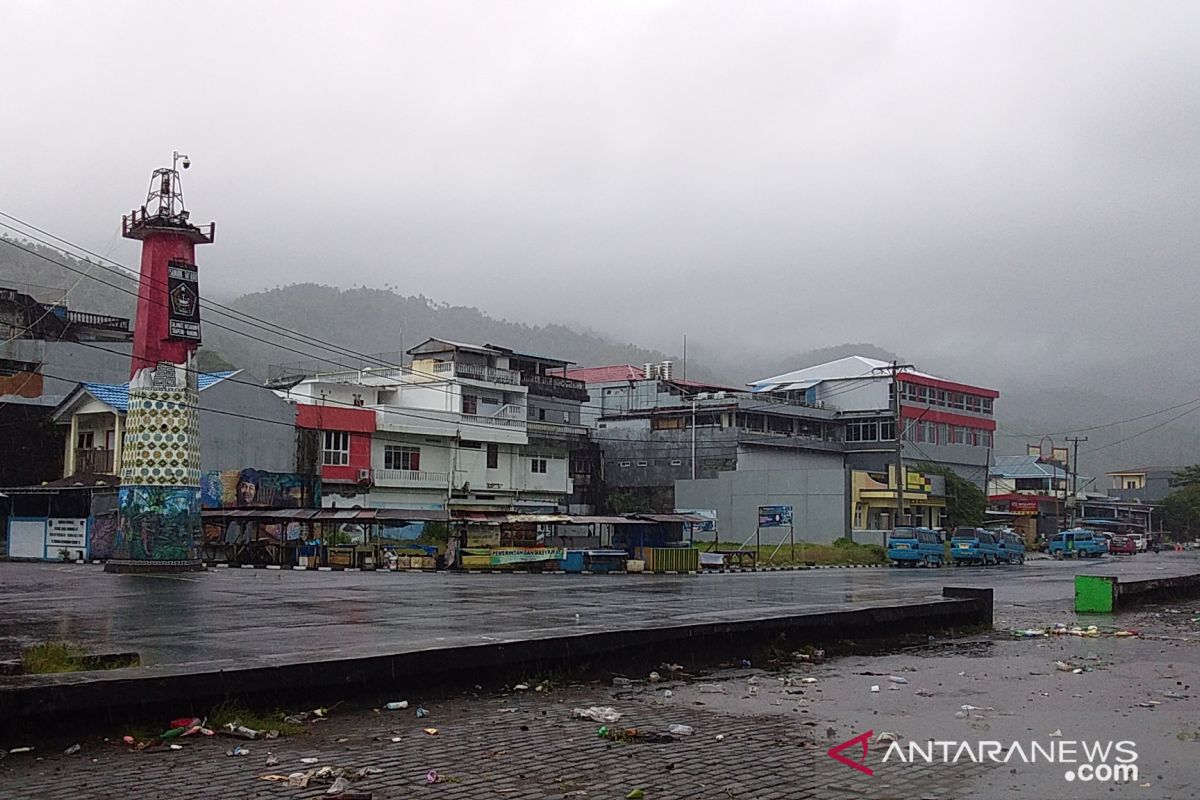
[74,449,115,474]
[64,310,130,332]
[433,361,520,386]
[311,366,407,384]
[373,468,450,488]
[462,413,526,430]
[528,420,590,438]
[495,403,525,419]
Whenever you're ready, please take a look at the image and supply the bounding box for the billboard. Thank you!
[758,505,793,528]
[676,508,717,535]
[167,260,201,341]
[201,469,320,509]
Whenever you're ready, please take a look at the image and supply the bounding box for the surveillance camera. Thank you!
[182,159,191,170]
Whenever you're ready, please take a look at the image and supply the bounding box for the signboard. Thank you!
[676,508,717,534]
[905,471,932,494]
[488,547,565,566]
[47,518,87,557]
[167,260,201,341]
[1008,497,1039,515]
[758,505,793,528]
[201,469,320,509]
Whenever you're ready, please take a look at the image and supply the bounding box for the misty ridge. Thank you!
[4,235,1197,482]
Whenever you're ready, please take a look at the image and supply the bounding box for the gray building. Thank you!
[1105,467,1182,504]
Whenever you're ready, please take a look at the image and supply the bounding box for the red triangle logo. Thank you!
[827,730,874,776]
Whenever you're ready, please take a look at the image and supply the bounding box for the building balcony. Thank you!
[461,412,526,430]
[432,361,520,386]
[74,448,115,474]
[521,372,590,401]
[528,420,591,439]
[374,468,451,489]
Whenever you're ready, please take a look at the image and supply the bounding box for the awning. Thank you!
[567,516,642,525]
[630,513,709,524]
[376,509,450,522]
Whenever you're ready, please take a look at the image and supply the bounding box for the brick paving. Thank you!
[0,679,988,800]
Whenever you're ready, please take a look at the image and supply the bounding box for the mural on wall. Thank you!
[114,485,200,561]
[203,520,303,545]
[90,514,118,560]
[201,468,319,509]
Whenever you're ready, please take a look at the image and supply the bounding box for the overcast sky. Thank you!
[2,1,1198,394]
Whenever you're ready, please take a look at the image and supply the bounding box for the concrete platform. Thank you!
[0,562,996,718]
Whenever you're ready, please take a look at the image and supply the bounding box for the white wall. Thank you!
[814,377,890,412]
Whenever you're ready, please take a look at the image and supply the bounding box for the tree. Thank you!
[1161,484,1200,537]
[1169,465,1200,488]
[914,463,986,528]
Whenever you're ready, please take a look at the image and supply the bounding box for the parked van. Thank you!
[950,528,999,566]
[888,527,945,567]
[1048,528,1108,559]
[995,530,1026,564]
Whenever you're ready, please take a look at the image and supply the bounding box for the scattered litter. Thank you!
[1012,629,1047,638]
[612,677,633,687]
[169,717,200,730]
[63,744,81,756]
[698,683,727,694]
[573,706,622,723]
[8,747,32,755]
[888,676,908,685]
[668,724,695,736]
[870,685,880,693]
[384,701,408,711]
[122,736,135,746]
[168,744,183,751]
[740,659,752,668]
[626,790,645,800]
[535,683,547,693]
[800,677,818,684]
[1137,701,1161,708]
[715,734,725,741]
[266,753,279,766]
[1049,729,1063,737]
[423,728,439,736]
[954,711,968,719]
[288,771,312,788]
[961,705,995,712]
[914,689,934,697]
[426,770,440,784]
[663,690,673,699]
[662,663,684,673]
[415,707,430,718]
[224,722,266,740]
[389,737,402,743]
[513,684,530,691]
[326,776,351,795]
[875,732,899,743]
[888,685,900,692]
[259,774,292,783]
[1161,690,1188,700]
[301,757,320,764]
[227,746,250,757]
[648,671,662,683]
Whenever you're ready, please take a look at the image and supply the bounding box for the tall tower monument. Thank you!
[105,154,215,573]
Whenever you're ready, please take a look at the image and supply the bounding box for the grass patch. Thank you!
[22,642,87,674]
[208,700,307,736]
[698,539,887,566]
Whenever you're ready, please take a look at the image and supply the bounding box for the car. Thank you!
[950,527,1000,566]
[1109,535,1137,555]
[995,530,1026,564]
[1048,528,1108,559]
[1129,533,1148,552]
[888,527,945,567]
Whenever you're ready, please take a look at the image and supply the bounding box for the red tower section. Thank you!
[121,160,215,377]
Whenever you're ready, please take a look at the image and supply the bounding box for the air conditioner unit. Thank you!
[357,468,372,484]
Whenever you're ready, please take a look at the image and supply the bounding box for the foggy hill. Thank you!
[2,240,1195,477]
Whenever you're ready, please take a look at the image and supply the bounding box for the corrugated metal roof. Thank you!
[560,364,646,384]
[991,455,1070,480]
[81,370,238,413]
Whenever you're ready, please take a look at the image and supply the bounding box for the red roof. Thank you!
[560,365,646,383]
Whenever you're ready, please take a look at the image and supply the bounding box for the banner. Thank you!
[201,469,319,509]
[758,505,793,528]
[167,260,201,341]
[488,547,565,566]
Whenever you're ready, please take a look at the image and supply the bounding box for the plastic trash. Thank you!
[627,790,645,800]
[648,671,662,682]
[715,734,725,741]
[663,690,673,699]
[954,710,968,719]
[914,689,933,697]
[1054,660,1075,672]
[288,772,313,788]
[961,704,994,711]
[740,659,752,668]
[415,707,430,718]
[875,732,899,743]
[266,753,279,767]
[63,744,81,755]
[668,724,695,736]
[800,677,818,684]
[327,776,351,795]
[259,774,292,783]
[513,683,530,691]
[870,685,880,693]
[224,722,263,740]
[423,728,439,736]
[573,706,622,723]
[888,676,908,684]
[384,701,408,711]
[169,717,201,730]
[168,744,183,750]
[697,683,727,694]
[227,746,250,756]
[426,770,440,784]
[612,677,633,687]
[300,757,320,764]
[1013,629,1046,637]
[1049,729,1063,737]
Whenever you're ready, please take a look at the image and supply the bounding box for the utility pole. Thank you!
[1065,436,1087,526]
[874,361,916,530]
[691,397,697,480]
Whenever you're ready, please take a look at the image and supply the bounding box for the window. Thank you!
[384,445,420,471]
[463,394,478,415]
[77,430,95,450]
[1125,479,1137,489]
[950,392,965,410]
[952,426,969,445]
[460,440,482,449]
[619,461,632,467]
[670,459,683,466]
[636,460,648,467]
[322,431,350,466]
[982,398,993,415]
[880,420,896,441]
[487,443,499,469]
[352,393,364,407]
[538,408,546,421]
[846,420,879,442]
[530,458,548,474]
